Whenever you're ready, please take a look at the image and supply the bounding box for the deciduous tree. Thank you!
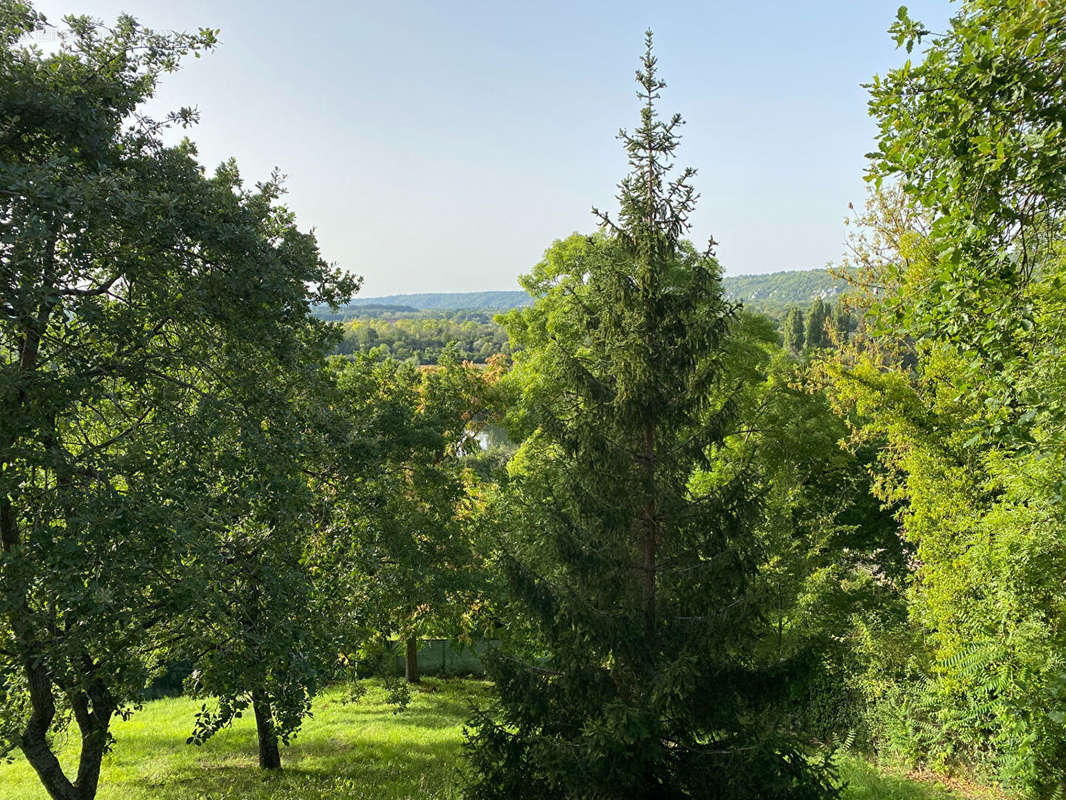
[0,6,355,797]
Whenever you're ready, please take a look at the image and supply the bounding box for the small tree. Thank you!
[174,361,345,770]
[464,33,837,800]
[332,352,490,684]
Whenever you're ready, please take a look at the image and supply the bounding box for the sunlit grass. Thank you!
[0,678,490,800]
[0,679,984,800]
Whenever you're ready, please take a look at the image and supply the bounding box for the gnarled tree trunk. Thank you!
[16,661,115,800]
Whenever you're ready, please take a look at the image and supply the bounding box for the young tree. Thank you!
[174,362,346,771]
[331,352,491,685]
[464,33,837,799]
[0,7,356,798]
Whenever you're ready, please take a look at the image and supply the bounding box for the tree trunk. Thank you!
[19,673,80,800]
[4,501,92,800]
[17,669,112,800]
[70,682,114,800]
[251,691,282,770]
[6,251,93,800]
[641,503,657,641]
[640,425,657,642]
[405,636,421,684]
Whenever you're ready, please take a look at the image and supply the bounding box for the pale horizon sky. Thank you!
[32,0,956,297]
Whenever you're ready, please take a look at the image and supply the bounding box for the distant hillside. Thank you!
[723,269,848,316]
[319,270,848,320]
[338,291,531,313]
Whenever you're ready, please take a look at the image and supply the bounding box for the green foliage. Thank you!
[334,312,511,365]
[830,304,852,341]
[818,0,1066,781]
[804,298,831,351]
[328,352,497,665]
[818,1,1066,795]
[822,189,1066,794]
[781,300,857,357]
[866,0,1066,372]
[708,314,906,750]
[159,344,357,769]
[5,0,1057,797]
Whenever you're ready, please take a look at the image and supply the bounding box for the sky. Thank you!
[31,0,956,296]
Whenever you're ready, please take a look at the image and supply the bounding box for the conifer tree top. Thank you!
[594,30,715,260]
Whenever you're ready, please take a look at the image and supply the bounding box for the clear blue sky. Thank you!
[33,0,955,296]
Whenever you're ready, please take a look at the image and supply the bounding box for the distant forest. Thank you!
[316,291,532,318]
[724,268,847,316]
[320,268,846,319]
[322,269,849,364]
[333,311,511,364]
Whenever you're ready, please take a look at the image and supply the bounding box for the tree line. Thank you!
[3,2,1065,800]
[333,311,511,364]
[329,298,855,366]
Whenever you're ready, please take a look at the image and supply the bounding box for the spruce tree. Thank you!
[784,306,806,354]
[464,32,838,800]
[804,298,830,350]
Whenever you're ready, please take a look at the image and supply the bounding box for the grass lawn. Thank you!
[836,757,1004,800]
[0,679,488,800]
[0,679,991,800]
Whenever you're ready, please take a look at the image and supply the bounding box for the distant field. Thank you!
[0,679,988,800]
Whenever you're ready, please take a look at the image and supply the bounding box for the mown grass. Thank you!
[0,679,982,800]
[0,679,489,800]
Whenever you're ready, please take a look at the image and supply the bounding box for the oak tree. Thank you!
[0,6,356,797]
